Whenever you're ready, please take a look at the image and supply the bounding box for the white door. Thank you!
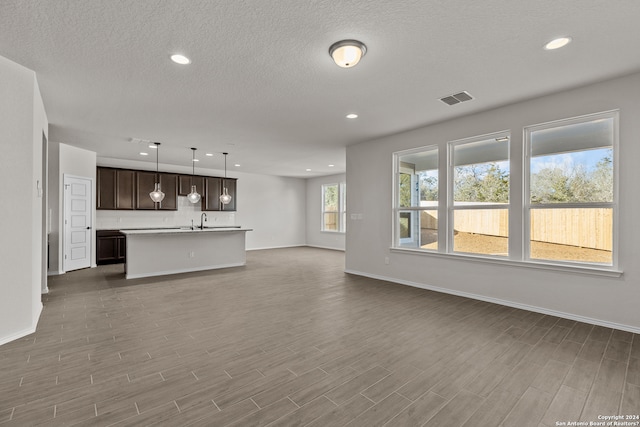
[64,175,92,272]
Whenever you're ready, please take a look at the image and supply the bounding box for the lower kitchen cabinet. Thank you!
[96,230,126,265]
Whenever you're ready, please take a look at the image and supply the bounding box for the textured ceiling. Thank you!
[1,0,639,177]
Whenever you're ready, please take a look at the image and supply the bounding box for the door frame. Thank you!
[63,174,94,273]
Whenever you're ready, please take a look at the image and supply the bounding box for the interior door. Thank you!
[64,175,92,272]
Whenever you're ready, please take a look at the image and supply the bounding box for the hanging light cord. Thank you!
[223,152,227,178]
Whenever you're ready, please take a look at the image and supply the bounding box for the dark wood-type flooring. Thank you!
[0,247,638,426]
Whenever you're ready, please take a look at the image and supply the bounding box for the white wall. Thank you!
[346,71,640,333]
[306,173,346,251]
[57,144,97,271]
[0,55,47,345]
[97,157,306,250]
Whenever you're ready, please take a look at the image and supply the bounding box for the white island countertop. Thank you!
[121,226,252,279]
[120,227,253,235]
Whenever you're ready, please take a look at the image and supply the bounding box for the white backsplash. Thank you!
[96,196,236,230]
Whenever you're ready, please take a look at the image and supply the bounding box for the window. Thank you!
[394,146,438,250]
[392,110,618,272]
[322,183,346,232]
[449,133,510,256]
[525,111,617,265]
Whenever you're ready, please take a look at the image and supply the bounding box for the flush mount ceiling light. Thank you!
[544,37,572,50]
[346,113,358,119]
[329,40,367,68]
[149,142,165,203]
[187,148,201,204]
[170,54,191,65]
[219,153,232,205]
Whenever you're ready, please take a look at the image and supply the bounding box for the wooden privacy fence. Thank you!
[419,208,612,251]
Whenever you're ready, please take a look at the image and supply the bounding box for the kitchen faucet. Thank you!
[200,212,207,229]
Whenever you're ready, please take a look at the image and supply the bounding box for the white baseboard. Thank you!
[306,245,346,252]
[345,269,640,335]
[247,244,306,251]
[47,270,62,276]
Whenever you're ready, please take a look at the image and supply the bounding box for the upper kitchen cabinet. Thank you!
[221,178,237,211]
[158,173,178,210]
[135,171,178,210]
[203,176,221,211]
[97,167,233,212]
[135,171,157,210]
[97,167,116,209]
[97,167,135,210]
[203,177,237,212]
[116,169,135,209]
[179,175,205,198]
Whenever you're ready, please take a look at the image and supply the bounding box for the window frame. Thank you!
[447,131,511,257]
[321,182,346,233]
[390,110,621,276]
[392,145,440,251]
[523,110,619,269]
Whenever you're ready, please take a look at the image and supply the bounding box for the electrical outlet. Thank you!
[189,251,195,258]
[384,257,390,265]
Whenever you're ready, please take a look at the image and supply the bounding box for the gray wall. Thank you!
[0,55,48,345]
[346,72,640,333]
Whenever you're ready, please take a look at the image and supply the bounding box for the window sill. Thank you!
[389,247,623,278]
[321,230,345,235]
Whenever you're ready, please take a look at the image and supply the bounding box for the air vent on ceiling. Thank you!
[129,137,151,144]
[439,91,474,106]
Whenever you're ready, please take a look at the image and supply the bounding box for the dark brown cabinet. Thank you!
[97,167,235,212]
[158,173,178,210]
[116,169,135,209]
[135,171,178,210]
[179,175,205,197]
[135,171,158,210]
[96,230,126,265]
[97,168,117,209]
[202,177,237,211]
[203,177,222,211]
[97,168,135,210]
[221,178,237,211]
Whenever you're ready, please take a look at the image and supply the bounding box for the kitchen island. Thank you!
[120,227,252,279]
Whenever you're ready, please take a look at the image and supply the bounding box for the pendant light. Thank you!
[149,142,165,202]
[186,148,201,203]
[219,152,232,205]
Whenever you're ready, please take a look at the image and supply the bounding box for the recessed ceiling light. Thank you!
[234,164,241,167]
[140,152,148,156]
[148,144,157,148]
[544,37,572,50]
[205,153,213,156]
[192,159,199,162]
[328,164,335,167]
[170,54,191,65]
[306,168,312,172]
[346,113,358,119]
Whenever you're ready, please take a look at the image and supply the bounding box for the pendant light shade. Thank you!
[329,40,367,68]
[149,142,165,202]
[219,152,232,205]
[187,147,201,203]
